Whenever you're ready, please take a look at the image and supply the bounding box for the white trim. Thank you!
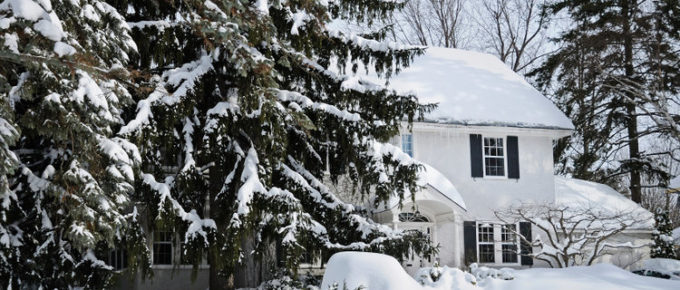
[407,121,572,139]
[481,135,508,179]
[475,221,521,266]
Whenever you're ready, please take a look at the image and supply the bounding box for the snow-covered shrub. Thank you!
[415,264,477,289]
[469,263,514,280]
[651,209,677,258]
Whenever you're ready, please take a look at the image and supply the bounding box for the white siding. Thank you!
[398,123,559,220]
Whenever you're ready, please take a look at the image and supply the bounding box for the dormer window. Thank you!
[483,137,505,177]
[402,134,413,157]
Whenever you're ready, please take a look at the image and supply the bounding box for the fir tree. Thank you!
[108,0,434,288]
[0,0,148,288]
[532,0,680,201]
[651,208,676,258]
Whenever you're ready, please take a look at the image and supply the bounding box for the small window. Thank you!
[153,231,173,265]
[401,134,413,157]
[501,224,518,263]
[477,223,495,263]
[483,137,505,176]
[108,249,128,270]
[399,212,430,222]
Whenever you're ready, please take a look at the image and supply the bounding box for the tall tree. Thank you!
[532,0,680,202]
[0,0,148,288]
[109,0,434,288]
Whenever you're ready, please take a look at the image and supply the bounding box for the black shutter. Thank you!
[470,134,483,178]
[507,136,520,179]
[463,221,477,265]
[519,221,533,266]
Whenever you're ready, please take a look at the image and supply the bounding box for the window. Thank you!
[477,223,495,263]
[483,137,505,177]
[398,212,430,222]
[477,222,520,264]
[401,134,413,157]
[153,231,173,265]
[108,249,128,270]
[501,225,518,263]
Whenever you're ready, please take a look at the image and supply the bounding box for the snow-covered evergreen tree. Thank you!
[0,0,148,288]
[111,0,434,288]
[651,208,676,258]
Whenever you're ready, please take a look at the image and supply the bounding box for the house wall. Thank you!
[399,123,562,220]
[111,267,209,290]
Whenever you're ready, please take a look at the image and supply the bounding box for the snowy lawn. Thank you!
[321,252,680,290]
[478,264,679,290]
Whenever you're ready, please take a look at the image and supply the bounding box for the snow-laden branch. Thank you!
[496,202,652,268]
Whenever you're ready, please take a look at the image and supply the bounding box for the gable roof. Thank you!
[380,47,574,130]
[418,163,466,210]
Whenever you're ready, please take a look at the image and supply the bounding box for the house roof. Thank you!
[386,162,466,211]
[554,176,653,229]
[418,163,466,210]
[378,47,574,130]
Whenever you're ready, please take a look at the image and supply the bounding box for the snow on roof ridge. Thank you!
[382,46,574,131]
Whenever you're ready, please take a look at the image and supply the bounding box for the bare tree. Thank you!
[496,203,651,268]
[472,0,549,72]
[390,0,468,48]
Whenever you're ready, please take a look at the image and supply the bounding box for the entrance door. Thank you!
[400,223,434,275]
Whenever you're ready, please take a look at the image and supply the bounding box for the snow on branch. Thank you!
[496,202,652,268]
[142,174,216,244]
[277,89,361,122]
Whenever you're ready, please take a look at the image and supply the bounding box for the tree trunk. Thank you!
[209,254,230,290]
[622,0,642,203]
[233,236,277,288]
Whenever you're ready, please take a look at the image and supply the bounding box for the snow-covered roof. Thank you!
[385,163,466,211]
[554,176,653,229]
[418,163,466,210]
[381,47,574,130]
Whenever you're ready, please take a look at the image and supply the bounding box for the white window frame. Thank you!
[481,136,507,178]
[152,231,174,266]
[475,221,520,266]
[401,133,414,158]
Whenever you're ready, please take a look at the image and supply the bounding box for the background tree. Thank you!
[0,0,148,288]
[472,0,550,73]
[532,0,680,203]
[109,0,435,288]
[389,0,469,48]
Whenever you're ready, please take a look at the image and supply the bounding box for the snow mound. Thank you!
[375,47,573,130]
[320,252,422,290]
[480,263,680,290]
[554,176,653,229]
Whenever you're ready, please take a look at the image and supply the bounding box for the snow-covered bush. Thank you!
[496,202,651,268]
[415,263,477,289]
[469,263,514,280]
[651,209,676,258]
[320,252,423,290]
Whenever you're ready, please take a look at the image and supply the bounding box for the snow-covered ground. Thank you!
[321,252,680,290]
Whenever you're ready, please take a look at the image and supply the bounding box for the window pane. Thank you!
[401,134,413,157]
[478,224,494,243]
[502,244,518,263]
[479,244,495,263]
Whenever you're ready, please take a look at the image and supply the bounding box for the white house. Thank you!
[362,47,653,274]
